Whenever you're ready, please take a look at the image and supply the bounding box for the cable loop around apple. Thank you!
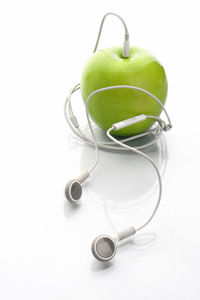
[64,83,172,155]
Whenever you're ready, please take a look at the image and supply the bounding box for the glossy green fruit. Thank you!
[81,46,168,137]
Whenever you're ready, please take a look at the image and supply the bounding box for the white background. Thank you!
[0,0,200,299]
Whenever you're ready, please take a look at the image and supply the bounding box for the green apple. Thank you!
[80,46,167,137]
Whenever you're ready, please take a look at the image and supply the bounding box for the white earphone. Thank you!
[64,13,172,262]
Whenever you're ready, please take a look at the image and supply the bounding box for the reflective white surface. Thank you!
[1,0,200,299]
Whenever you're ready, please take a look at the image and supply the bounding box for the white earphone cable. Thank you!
[83,85,171,230]
[93,12,129,54]
[82,85,171,230]
[106,127,162,232]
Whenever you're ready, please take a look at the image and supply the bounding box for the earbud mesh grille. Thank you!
[96,237,115,259]
[70,182,82,200]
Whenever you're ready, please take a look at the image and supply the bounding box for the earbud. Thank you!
[65,171,89,203]
[65,180,82,203]
[91,227,136,262]
[91,235,117,262]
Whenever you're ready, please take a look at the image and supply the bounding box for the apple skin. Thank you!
[80,46,168,137]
